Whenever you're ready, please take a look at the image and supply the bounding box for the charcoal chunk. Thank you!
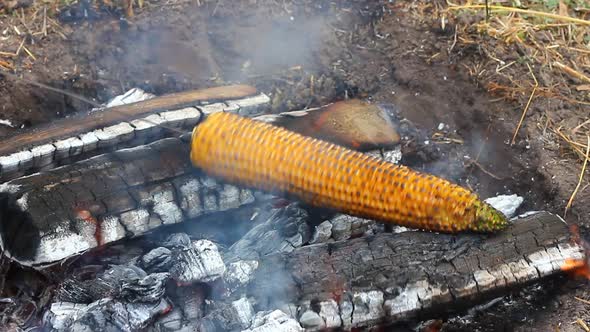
[226,204,310,262]
[139,247,173,273]
[170,239,226,284]
[46,298,171,331]
[57,265,169,304]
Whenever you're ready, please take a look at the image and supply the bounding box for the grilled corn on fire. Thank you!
[190,112,508,233]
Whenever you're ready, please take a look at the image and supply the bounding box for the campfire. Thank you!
[0,86,587,331]
[1,0,590,330]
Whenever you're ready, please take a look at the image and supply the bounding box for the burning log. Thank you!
[0,85,270,181]
[203,211,585,331]
[35,206,585,331]
[0,136,256,267]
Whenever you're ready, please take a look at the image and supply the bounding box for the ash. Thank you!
[42,203,311,332]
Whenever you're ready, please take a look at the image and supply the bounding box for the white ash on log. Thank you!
[0,138,403,267]
[243,310,304,332]
[45,298,171,331]
[484,194,524,219]
[47,232,228,331]
[56,265,169,304]
[165,233,226,284]
[0,137,256,267]
[36,206,585,331]
[204,211,584,330]
[0,85,270,181]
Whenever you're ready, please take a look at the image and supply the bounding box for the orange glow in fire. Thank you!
[561,258,590,279]
[560,224,590,280]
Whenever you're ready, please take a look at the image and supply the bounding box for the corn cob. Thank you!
[190,112,508,233]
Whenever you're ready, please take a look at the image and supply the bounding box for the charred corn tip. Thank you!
[472,201,510,232]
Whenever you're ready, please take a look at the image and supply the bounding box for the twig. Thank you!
[575,297,590,305]
[43,5,47,37]
[554,61,590,84]
[577,319,590,332]
[22,45,36,61]
[466,158,503,180]
[564,135,590,218]
[0,60,14,70]
[448,25,458,54]
[446,4,590,26]
[511,63,538,145]
[15,37,26,56]
[553,126,588,159]
[0,71,100,107]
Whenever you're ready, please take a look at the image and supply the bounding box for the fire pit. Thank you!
[0,85,586,331]
[1,0,589,331]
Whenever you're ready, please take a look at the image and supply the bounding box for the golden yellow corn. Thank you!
[190,112,508,233]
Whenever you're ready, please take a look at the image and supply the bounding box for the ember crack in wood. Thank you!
[190,112,508,233]
[222,211,585,330]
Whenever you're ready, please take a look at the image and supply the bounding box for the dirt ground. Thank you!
[0,0,589,330]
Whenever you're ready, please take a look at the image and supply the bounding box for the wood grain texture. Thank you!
[0,86,266,181]
[233,211,584,330]
[0,137,255,267]
[0,85,256,156]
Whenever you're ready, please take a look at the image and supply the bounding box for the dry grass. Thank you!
[441,1,590,165]
[0,1,71,73]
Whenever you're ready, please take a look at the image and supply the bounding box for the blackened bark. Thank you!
[0,137,255,266]
[239,212,583,330]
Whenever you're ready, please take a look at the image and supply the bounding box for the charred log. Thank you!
[0,86,269,181]
[205,211,584,330]
[0,137,256,267]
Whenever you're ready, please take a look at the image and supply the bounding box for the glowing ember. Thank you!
[74,206,103,246]
[561,224,590,279]
[561,258,590,279]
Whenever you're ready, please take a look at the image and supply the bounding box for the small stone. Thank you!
[299,310,324,328]
[310,221,332,244]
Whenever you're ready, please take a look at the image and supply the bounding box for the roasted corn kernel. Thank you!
[190,112,508,233]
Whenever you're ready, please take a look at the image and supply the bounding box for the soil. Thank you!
[0,0,589,330]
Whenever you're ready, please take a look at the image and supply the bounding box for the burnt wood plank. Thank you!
[239,212,584,330]
[0,86,269,181]
[0,137,256,267]
[0,85,256,156]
